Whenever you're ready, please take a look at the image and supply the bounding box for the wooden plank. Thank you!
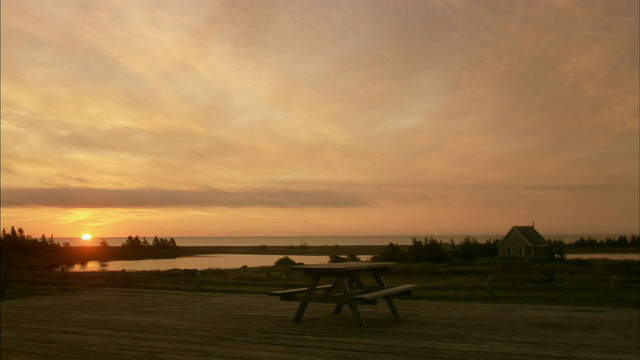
[353,284,419,302]
[269,284,333,296]
[291,262,396,271]
[291,262,395,276]
[2,288,639,359]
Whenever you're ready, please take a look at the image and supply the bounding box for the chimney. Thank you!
[532,221,535,228]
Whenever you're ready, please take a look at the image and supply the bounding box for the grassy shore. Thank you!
[3,253,638,308]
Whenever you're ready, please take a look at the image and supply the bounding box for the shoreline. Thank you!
[4,244,637,273]
[61,244,640,257]
[166,244,640,256]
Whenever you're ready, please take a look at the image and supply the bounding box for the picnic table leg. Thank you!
[293,276,320,322]
[349,274,368,292]
[332,277,351,314]
[372,271,401,317]
[348,303,367,327]
[383,298,400,317]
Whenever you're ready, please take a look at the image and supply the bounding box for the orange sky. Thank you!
[1,0,638,239]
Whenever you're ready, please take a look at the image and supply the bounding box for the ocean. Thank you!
[67,251,640,272]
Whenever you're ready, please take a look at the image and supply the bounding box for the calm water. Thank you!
[66,252,639,272]
[61,235,427,247]
[565,253,640,261]
[58,234,630,247]
[68,254,373,272]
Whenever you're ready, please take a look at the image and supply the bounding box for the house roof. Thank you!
[504,226,549,247]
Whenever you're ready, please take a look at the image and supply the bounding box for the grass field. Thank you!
[2,254,637,308]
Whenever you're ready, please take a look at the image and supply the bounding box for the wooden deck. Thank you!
[2,288,638,359]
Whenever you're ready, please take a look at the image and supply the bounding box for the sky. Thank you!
[1,0,638,239]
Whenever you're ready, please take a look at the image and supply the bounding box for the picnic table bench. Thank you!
[270,262,418,327]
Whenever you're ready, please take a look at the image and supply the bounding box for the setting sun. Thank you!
[81,233,92,241]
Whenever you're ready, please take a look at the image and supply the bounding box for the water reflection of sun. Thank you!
[81,233,92,241]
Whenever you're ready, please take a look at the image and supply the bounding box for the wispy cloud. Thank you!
[1,0,638,235]
[1,187,368,208]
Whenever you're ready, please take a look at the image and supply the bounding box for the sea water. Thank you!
[60,234,503,247]
[57,234,628,247]
[68,254,375,272]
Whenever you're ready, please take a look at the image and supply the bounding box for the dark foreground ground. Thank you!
[2,288,638,359]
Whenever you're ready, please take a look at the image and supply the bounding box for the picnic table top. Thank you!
[291,262,396,275]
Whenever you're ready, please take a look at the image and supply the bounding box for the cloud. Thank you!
[0,187,368,209]
[1,0,638,235]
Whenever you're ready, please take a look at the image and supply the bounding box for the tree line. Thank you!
[1,227,62,255]
[373,234,640,264]
[0,227,180,252]
[371,237,500,263]
[551,235,639,248]
[548,235,639,258]
[118,235,177,249]
[1,227,179,270]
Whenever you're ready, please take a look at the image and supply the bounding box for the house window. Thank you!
[506,247,511,255]
[518,247,524,256]
[512,233,516,241]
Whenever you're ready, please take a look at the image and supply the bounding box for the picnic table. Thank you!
[270,262,418,327]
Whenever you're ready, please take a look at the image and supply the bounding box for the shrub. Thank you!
[274,256,298,267]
